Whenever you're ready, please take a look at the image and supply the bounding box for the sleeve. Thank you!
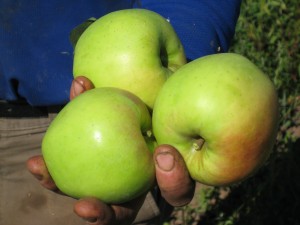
[134,0,242,61]
[0,1,133,106]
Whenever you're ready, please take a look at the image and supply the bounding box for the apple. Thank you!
[73,9,186,109]
[152,53,279,186]
[42,88,156,204]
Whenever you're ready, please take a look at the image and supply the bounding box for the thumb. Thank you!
[154,145,195,207]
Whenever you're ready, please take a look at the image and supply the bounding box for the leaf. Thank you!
[69,17,97,50]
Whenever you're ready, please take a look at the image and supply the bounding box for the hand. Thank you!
[154,144,195,207]
[27,76,195,225]
[69,75,95,100]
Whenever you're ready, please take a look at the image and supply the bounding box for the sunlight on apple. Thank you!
[93,131,102,143]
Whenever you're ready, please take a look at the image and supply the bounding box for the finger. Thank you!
[74,195,145,225]
[154,144,195,207]
[26,155,58,191]
[70,76,95,100]
[74,198,114,225]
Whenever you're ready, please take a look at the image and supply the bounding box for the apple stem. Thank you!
[193,138,205,151]
[146,130,152,138]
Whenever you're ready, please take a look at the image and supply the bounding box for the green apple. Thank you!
[42,88,155,204]
[152,53,279,186]
[73,9,186,109]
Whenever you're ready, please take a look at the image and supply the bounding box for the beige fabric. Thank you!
[0,115,160,225]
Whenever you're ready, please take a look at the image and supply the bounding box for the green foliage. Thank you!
[166,0,299,224]
[199,0,300,224]
[69,17,96,49]
[231,0,300,116]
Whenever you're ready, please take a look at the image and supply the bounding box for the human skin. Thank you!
[27,76,195,225]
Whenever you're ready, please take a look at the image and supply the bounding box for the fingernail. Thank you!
[72,79,85,96]
[85,218,98,224]
[156,152,175,171]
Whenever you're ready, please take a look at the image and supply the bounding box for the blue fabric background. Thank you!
[0,0,241,106]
